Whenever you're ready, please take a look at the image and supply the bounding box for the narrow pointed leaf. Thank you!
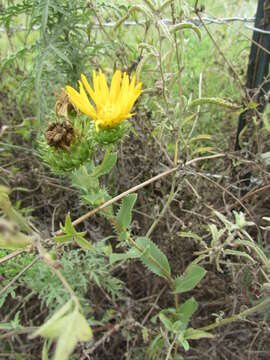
[185,328,214,340]
[189,97,241,110]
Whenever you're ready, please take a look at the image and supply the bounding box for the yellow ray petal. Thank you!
[98,70,109,104]
[109,70,121,102]
[81,74,98,105]
[78,81,97,118]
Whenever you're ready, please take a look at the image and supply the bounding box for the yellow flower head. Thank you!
[65,70,142,131]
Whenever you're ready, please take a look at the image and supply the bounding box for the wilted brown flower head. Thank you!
[45,120,75,151]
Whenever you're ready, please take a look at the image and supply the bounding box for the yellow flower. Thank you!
[66,70,142,131]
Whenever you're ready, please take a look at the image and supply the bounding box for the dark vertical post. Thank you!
[235,0,270,150]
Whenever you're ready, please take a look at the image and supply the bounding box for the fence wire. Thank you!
[0,16,256,34]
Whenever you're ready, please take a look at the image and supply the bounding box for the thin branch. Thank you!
[85,318,134,355]
[194,5,245,95]
[0,249,27,265]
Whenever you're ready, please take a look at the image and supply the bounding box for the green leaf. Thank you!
[49,45,73,68]
[56,214,91,249]
[0,188,33,234]
[116,194,137,231]
[92,150,117,178]
[178,297,198,326]
[172,320,185,333]
[31,302,92,360]
[42,341,49,360]
[52,234,73,243]
[189,97,241,110]
[41,0,50,38]
[191,146,214,156]
[177,332,190,351]
[110,247,140,264]
[170,23,201,40]
[0,231,33,250]
[133,237,171,279]
[224,249,256,263]
[74,235,93,251]
[31,300,73,339]
[174,264,206,294]
[178,231,202,242]
[234,239,269,268]
[159,313,173,331]
[188,134,212,143]
[184,328,214,340]
[63,213,76,234]
[53,310,92,360]
[110,253,131,264]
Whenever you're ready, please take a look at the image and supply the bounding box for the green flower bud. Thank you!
[39,117,96,174]
[94,121,131,145]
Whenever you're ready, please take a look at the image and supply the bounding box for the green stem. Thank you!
[198,297,270,332]
[53,268,80,308]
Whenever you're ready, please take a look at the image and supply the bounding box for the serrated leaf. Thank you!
[174,265,206,294]
[184,328,214,340]
[92,150,117,178]
[82,191,107,206]
[178,297,198,326]
[189,97,241,110]
[133,237,171,279]
[116,194,137,231]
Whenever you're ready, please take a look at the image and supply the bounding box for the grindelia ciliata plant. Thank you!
[40,69,142,173]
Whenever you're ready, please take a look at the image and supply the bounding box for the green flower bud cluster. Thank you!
[39,115,130,174]
[39,117,96,174]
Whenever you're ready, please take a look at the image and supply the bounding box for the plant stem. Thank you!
[198,297,270,332]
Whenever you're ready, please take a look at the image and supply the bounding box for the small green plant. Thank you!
[1,0,266,359]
